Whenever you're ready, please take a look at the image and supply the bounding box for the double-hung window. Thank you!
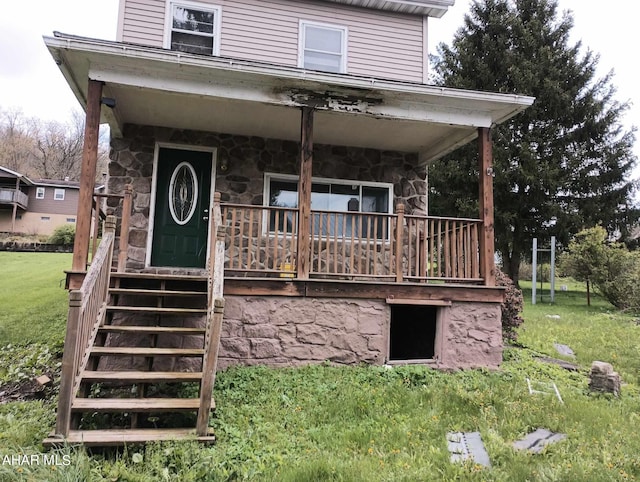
[266,174,392,240]
[299,21,347,74]
[54,188,65,201]
[36,187,45,199]
[166,2,220,56]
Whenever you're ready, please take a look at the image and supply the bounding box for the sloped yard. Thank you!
[0,253,638,481]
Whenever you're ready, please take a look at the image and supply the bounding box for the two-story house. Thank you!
[43,0,534,445]
[0,166,102,237]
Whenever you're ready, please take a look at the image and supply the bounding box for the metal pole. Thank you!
[550,236,556,303]
[532,238,537,305]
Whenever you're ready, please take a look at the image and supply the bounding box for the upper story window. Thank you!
[299,21,347,74]
[54,188,65,201]
[166,2,221,56]
[36,187,45,199]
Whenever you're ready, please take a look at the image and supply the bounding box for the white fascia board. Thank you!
[319,0,455,17]
[89,62,494,127]
[46,34,534,127]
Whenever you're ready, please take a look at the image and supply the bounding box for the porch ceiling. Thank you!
[45,33,534,163]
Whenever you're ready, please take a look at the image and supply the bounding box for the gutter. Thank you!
[45,32,535,117]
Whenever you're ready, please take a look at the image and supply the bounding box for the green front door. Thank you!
[151,147,214,268]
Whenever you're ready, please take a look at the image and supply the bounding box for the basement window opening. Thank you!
[389,305,438,361]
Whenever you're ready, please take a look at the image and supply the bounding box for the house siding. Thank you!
[119,0,425,82]
[2,212,77,236]
[26,186,79,216]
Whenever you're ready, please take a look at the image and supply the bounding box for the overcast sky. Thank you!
[0,0,638,173]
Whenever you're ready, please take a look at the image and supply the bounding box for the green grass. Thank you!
[0,252,71,345]
[0,253,639,481]
[519,280,640,386]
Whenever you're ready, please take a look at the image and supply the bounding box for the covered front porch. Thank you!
[45,32,534,292]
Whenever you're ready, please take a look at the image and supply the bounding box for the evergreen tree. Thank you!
[429,0,637,284]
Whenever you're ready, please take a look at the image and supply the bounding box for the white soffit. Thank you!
[318,0,455,17]
[44,33,534,161]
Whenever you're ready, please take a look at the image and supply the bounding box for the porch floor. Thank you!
[224,277,505,303]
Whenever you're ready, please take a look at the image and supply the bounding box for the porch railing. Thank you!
[55,215,116,436]
[92,185,132,271]
[197,193,225,436]
[220,199,483,284]
[222,203,299,277]
[0,188,28,208]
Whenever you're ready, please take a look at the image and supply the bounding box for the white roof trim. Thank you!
[44,32,535,161]
[0,166,34,185]
[45,32,534,120]
[319,0,455,17]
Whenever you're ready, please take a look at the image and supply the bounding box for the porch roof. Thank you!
[45,32,534,163]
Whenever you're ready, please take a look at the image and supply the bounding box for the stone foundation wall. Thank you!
[216,296,502,370]
[108,124,426,270]
[218,296,389,369]
[100,294,502,371]
[438,303,503,370]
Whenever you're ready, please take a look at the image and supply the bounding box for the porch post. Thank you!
[11,177,19,232]
[71,79,103,273]
[296,107,314,280]
[478,127,496,286]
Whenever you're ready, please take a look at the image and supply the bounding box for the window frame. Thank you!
[298,20,348,74]
[54,188,65,201]
[164,0,222,56]
[264,173,393,241]
[35,187,45,199]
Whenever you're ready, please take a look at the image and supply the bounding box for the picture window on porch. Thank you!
[36,187,45,199]
[166,1,221,56]
[265,174,391,239]
[299,21,347,73]
[389,305,438,361]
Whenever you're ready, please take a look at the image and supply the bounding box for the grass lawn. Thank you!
[0,252,639,481]
[0,252,71,345]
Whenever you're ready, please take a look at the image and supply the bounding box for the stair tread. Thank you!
[110,272,207,281]
[91,347,204,356]
[106,306,207,314]
[82,370,203,382]
[72,398,201,411]
[44,428,215,446]
[99,325,205,334]
[110,288,205,296]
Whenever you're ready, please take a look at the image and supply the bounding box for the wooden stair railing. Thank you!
[197,192,225,436]
[55,215,117,437]
[46,195,225,446]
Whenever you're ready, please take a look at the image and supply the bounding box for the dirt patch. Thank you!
[0,374,56,404]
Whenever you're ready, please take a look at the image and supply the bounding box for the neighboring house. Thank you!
[0,166,90,236]
[43,0,535,445]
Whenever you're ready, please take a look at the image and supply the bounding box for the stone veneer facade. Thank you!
[108,124,427,271]
[103,124,503,371]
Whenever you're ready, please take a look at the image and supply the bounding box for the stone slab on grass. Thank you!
[446,431,491,467]
[513,428,567,453]
[554,343,576,358]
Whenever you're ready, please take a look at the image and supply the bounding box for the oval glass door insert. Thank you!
[168,161,199,225]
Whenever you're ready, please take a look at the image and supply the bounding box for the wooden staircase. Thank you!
[45,196,227,447]
[45,273,218,446]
